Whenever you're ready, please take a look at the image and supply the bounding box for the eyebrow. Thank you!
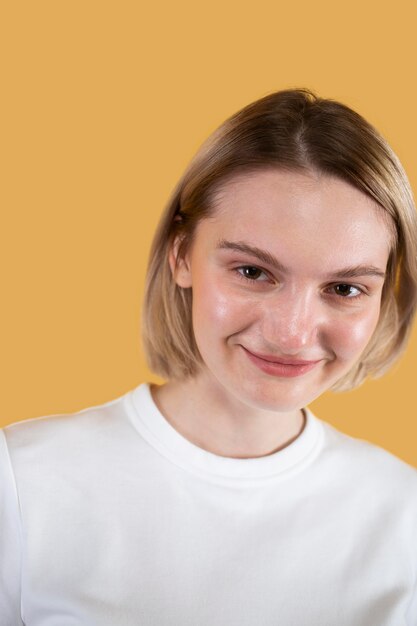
[215,239,386,280]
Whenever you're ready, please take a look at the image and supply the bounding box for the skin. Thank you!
[152,169,393,459]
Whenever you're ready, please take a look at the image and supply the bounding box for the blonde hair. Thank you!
[142,89,417,391]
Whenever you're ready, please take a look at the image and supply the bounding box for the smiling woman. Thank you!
[1,89,417,625]
[163,170,392,427]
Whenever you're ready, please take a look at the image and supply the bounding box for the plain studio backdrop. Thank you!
[0,0,416,467]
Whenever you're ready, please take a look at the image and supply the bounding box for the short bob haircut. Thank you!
[142,88,417,391]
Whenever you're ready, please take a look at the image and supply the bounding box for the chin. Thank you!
[228,380,313,414]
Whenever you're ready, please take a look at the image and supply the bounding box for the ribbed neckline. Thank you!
[125,383,324,485]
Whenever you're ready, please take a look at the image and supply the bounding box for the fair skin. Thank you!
[152,169,393,459]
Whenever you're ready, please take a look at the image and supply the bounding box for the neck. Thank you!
[150,374,306,459]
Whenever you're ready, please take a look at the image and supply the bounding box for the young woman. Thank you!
[1,89,416,625]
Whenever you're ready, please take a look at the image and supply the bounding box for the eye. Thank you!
[236,266,270,282]
[332,283,363,298]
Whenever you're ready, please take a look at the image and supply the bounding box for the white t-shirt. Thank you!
[1,383,416,625]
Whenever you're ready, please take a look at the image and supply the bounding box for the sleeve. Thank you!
[0,429,25,625]
[406,564,417,625]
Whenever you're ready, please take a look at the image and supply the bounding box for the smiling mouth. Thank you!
[241,347,322,377]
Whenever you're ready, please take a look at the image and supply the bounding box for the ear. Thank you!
[169,236,192,288]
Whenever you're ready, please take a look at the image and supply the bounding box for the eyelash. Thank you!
[234,266,366,300]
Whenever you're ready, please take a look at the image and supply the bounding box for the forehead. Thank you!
[211,168,385,223]
[198,169,393,270]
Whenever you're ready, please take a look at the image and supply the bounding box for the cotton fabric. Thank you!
[1,383,416,625]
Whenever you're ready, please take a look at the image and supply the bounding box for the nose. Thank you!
[260,288,323,355]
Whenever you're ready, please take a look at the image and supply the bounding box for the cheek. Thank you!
[191,280,228,341]
[192,278,253,338]
[331,307,381,361]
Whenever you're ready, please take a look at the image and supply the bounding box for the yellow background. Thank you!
[1,1,416,466]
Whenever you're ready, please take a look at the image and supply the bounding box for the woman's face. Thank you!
[172,169,393,413]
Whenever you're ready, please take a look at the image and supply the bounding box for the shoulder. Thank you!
[317,417,417,503]
[1,388,135,467]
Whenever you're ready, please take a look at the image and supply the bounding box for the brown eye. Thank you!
[236,266,270,282]
[334,284,361,298]
[241,266,263,279]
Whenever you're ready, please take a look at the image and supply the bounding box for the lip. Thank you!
[241,347,322,378]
